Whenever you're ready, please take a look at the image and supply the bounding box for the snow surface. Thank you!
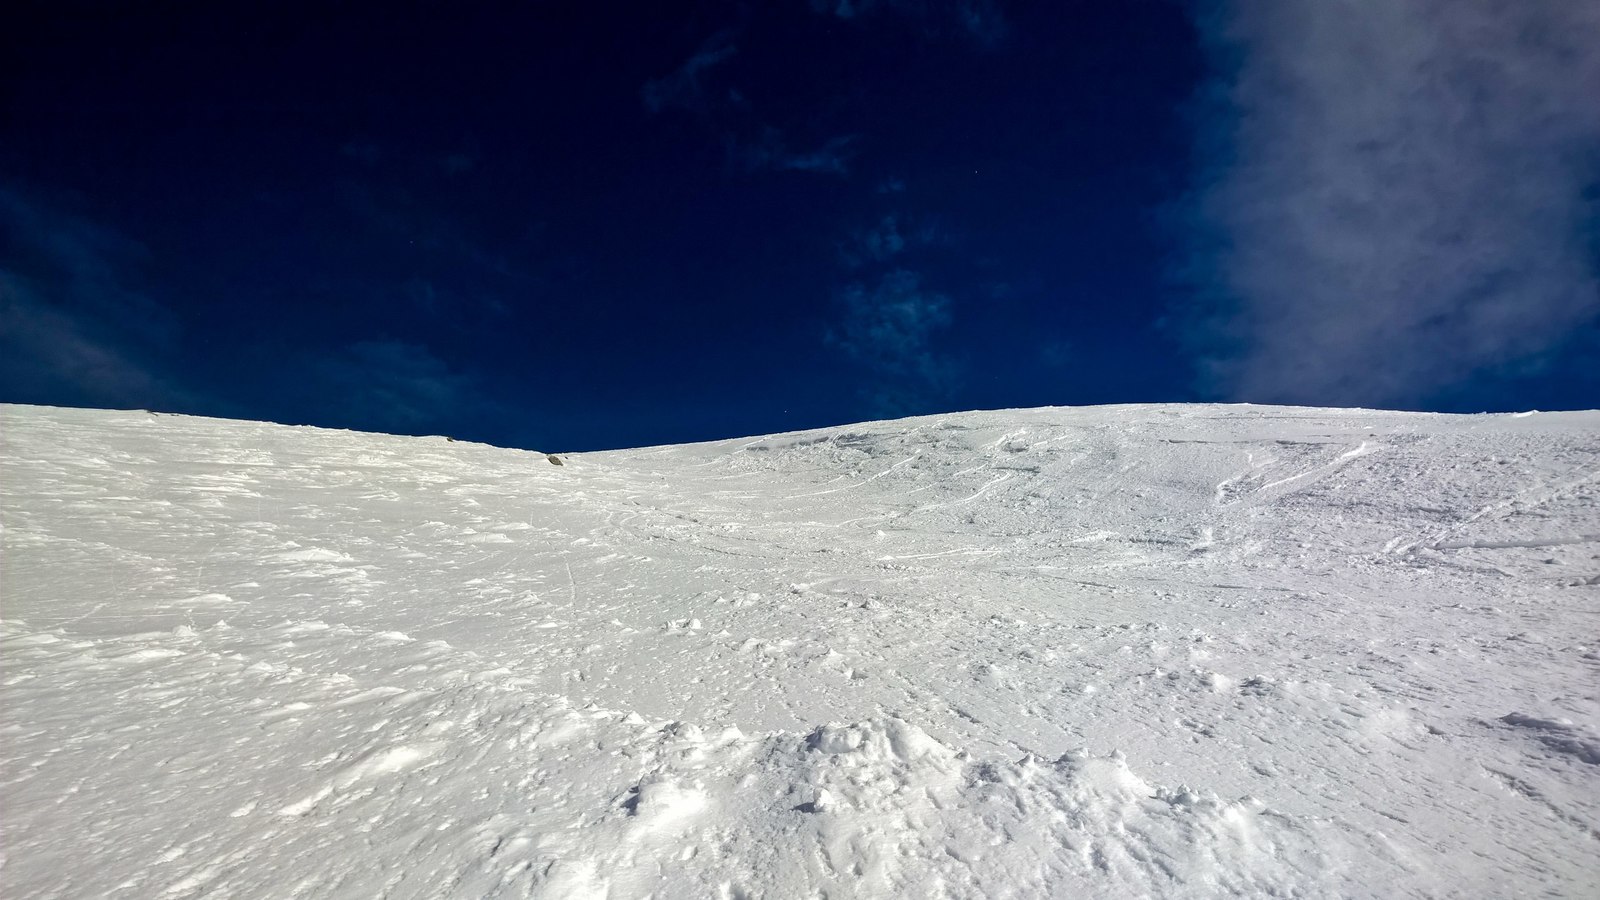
[3,402,1598,898]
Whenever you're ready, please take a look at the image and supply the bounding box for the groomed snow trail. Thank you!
[3,403,1597,898]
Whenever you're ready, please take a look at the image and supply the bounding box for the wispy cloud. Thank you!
[1181,0,1600,407]
[809,0,1008,48]
[310,339,483,435]
[1038,339,1072,369]
[0,186,192,410]
[341,140,382,165]
[440,148,477,176]
[333,179,541,319]
[737,129,859,176]
[840,213,942,267]
[643,30,861,180]
[828,269,958,415]
[642,33,739,115]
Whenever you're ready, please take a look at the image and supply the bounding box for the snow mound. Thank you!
[742,721,1324,897]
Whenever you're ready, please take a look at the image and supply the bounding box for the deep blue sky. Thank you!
[3,1,1597,450]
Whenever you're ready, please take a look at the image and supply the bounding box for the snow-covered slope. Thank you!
[3,402,1598,898]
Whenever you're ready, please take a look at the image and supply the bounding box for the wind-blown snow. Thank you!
[2,402,1597,897]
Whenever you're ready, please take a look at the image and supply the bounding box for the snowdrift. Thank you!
[3,403,1597,897]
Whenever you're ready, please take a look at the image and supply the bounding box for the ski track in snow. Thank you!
[3,403,1598,898]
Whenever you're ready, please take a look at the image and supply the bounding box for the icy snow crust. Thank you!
[3,403,1598,898]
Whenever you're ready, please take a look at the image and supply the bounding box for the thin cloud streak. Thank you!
[809,0,1008,48]
[1182,0,1600,407]
[642,33,738,115]
[642,34,858,180]
[738,131,859,176]
[0,186,192,410]
[311,339,482,434]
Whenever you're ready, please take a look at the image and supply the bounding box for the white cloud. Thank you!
[1184,0,1600,407]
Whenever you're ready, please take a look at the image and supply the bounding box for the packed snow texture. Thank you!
[3,403,1598,898]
